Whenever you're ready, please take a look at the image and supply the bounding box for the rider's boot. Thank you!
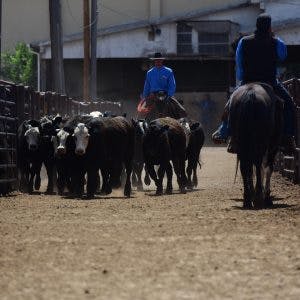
[211,121,229,144]
[227,137,237,154]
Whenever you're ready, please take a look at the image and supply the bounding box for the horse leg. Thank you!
[240,160,253,209]
[264,165,274,207]
[254,163,265,209]
[165,162,173,194]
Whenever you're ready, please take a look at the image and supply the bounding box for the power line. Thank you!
[98,3,144,22]
[65,0,99,30]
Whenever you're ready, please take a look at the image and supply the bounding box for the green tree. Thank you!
[1,42,36,88]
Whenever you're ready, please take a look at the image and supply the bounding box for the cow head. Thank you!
[89,111,103,118]
[179,118,191,136]
[54,128,70,156]
[73,123,90,156]
[24,125,40,151]
[132,119,147,137]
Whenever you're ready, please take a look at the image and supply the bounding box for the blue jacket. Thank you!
[236,36,287,82]
[143,66,176,98]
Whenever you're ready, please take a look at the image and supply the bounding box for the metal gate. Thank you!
[0,82,18,195]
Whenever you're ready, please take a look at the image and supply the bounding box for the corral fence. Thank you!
[0,80,123,195]
[275,78,300,184]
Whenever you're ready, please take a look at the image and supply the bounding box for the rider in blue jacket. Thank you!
[143,52,176,99]
[212,13,296,154]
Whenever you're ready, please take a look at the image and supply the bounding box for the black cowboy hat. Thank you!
[150,52,166,60]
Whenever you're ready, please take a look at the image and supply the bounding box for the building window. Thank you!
[176,21,238,57]
[198,32,229,56]
[177,22,193,54]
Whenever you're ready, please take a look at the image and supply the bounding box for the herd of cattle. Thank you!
[17,111,205,198]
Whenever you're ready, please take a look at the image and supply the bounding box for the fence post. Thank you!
[15,85,25,126]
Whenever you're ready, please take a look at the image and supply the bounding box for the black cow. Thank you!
[17,119,42,193]
[53,114,93,196]
[83,116,135,198]
[131,119,148,191]
[179,118,205,189]
[17,116,63,194]
[143,117,187,195]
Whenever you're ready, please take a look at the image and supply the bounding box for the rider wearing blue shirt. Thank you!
[143,52,176,99]
[212,13,296,154]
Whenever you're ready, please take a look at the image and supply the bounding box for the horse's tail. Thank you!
[238,88,271,163]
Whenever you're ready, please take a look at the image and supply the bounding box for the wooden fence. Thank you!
[275,78,300,184]
[0,80,123,195]
[0,82,18,195]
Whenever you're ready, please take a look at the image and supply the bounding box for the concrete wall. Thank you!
[42,23,177,59]
[2,0,246,51]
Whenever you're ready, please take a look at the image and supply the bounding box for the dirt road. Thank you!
[0,147,299,300]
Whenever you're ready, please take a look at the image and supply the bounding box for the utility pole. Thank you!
[90,0,98,100]
[0,0,2,76]
[83,0,90,101]
[49,0,65,93]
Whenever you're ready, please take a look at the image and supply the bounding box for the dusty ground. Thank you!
[0,147,299,300]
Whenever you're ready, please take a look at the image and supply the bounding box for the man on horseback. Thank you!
[140,52,186,120]
[212,13,296,154]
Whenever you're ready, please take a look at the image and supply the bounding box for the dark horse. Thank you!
[229,83,283,209]
[142,91,187,121]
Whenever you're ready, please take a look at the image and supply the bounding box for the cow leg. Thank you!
[87,166,98,199]
[145,162,161,194]
[156,165,165,196]
[144,165,151,186]
[254,163,264,209]
[34,162,42,191]
[240,160,254,209]
[95,171,101,194]
[19,161,29,193]
[136,162,144,191]
[186,158,193,189]
[100,168,112,195]
[192,165,198,187]
[173,158,186,194]
[165,162,173,194]
[44,159,54,194]
[56,159,66,195]
[123,160,132,198]
[131,163,138,187]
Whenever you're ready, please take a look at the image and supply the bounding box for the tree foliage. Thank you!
[1,42,36,87]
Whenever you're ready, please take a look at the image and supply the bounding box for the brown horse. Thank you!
[229,83,283,209]
[141,92,187,121]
